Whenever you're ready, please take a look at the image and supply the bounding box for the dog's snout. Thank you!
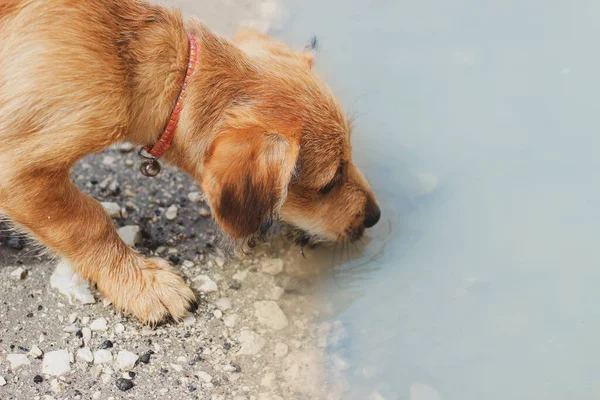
[363,202,381,229]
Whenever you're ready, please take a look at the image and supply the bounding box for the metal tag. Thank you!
[138,148,161,177]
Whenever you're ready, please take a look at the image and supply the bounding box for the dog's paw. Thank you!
[101,257,197,325]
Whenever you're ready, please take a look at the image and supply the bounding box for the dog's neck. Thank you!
[123,5,238,178]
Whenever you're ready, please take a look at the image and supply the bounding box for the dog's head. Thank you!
[184,26,380,245]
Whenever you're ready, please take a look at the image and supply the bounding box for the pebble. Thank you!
[270,286,285,300]
[116,378,135,391]
[81,316,90,325]
[82,327,92,344]
[216,298,232,311]
[7,354,30,370]
[188,191,202,203]
[223,314,238,328]
[114,323,125,334]
[76,348,94,363]
[193,275,218,293]
[199,207,211,217]
[90,365,103,379]
[165,205,178,220]
[50,379,63,392]
[101,202,121,218]
[238,329,266,355]
[197,371,213,383]
[215,257,225,267]
[98,177,112,190]
[232,270,248,282]
[10,267,27,280]
[116,350,139,371]
[63,324,79,333]
[68,312,78,324]
[102,156,115,165]
[182,260,195,268]
[118,226,141,247]
[118,142,135,153]
[183,315,196,327]
[30,345,43,358]
[125,159,134,167]
[93,350,112,364]
[33,375,43,384]
[0,376,5,386]
[107,180,120,195]
[261,259,284,276]
[90,317,108,331]
[213,310,223,319]
[92,391,102,400]
[99,340,113,349]
[139,351,153,364]
[254,301,289,330]
[42,350,70,376]
[274,342,288,358]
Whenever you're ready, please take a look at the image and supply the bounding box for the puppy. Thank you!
[0,0,381,323]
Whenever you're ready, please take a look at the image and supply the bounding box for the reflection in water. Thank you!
[280,0,600,399]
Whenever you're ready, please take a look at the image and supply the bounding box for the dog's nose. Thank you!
[363,204,381,228]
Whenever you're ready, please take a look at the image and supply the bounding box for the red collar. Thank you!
[139,34,198,176]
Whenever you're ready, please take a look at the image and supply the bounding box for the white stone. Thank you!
[92,391,102,400]
[116,350,138,371]
[29,345,43,358]
[269,286,285,300]
[261,259,284,276]
[223,314,238,328]
[238,329,266,355]
[118,142,135,153]
[93,350,112,364]
[213,310,223,319]
[50,259,96,305]
[63,324,79,333]
[68,313,78,324]
[6,354,30,370]
[118,225,141,247]
[216,298,232,311]
[199,207,211,217]
[101,202,121,218]
[81,316,90,325]
[197,371,213,383]
[254,301,289,330]
[76,348,93,363]
[82,327,92,344]
[215,257,225,267]
[42,350,71,376]
[274,342,288,358]
[102,156,115,165]
[89,318,108,331]
[10,267,27,280]
[232,270,248,282]
[183,315,196,327]
[188,192,203,203]
[182,260,195,268]
[193,275,217,293]
[114,323,125,334]
[165,205,178,220]
[409,383,442,400]
[0,376,5,386]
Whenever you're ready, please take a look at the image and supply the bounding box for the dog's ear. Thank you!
[201,127,299,239]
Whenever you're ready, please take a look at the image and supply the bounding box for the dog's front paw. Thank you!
[100,257,197,325]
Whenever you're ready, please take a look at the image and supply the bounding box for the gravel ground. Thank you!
[0,144,346,400]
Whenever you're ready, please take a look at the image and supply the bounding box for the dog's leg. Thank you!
[2,171,196,324]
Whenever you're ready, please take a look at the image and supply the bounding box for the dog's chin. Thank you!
[281,225,329,248]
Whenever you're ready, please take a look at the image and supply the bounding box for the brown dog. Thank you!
[0,0,380,323]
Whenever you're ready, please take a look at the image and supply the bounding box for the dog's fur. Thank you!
[0,0,380,323]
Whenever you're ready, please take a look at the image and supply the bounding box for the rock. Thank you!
[102,156,115,165]
[42,350,70,376]
[125,159,134,167]
[193,275,217,293]
[215,257,225,267]
[274,342,288,358]
[197,371,213,383]
[223,314,238,328]
[139,351,153,364]
[409,383,442,400]
[50,259,96,304]
[30,345,43,358]
[114,323,125,334]
[165,205,178,220]
[76,348,94,363]
[63,324,79,333]
[10,267,27,280]
[81,316,90,325]
[68,312,78,324]
[188,191,203,203]
[261,259,284,276]
[183,315,196,327]
[238,329,266,355]
[6,354,30,370]
[107,180,120,195]
[116,351,138,371]
[254,301,289,330]
[92,391,102,400]
[182,260,195,268]
[82,327,92,344]
[199,207,211,217]
[118,142,135,153]
[116,378,134,392]
[216,298,232,311]
[89,318,108,331]
[33,375,43,383]
[118,226,141,247]
[93,350,112,364]
[261,372,276,388]
[50,378,63,392]
[269,286,285,300]
[98,177,112,190]
[101,202,121,218]
[0,376,5,386]
[232,270,248,282]
[213,310,223,319]
[90,365,103,379]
